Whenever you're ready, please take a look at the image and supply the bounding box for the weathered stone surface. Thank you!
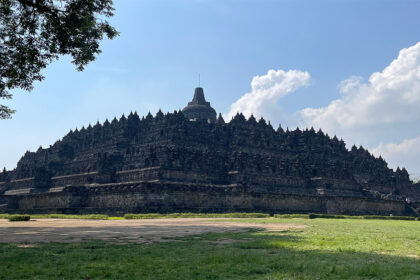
[2,182,414,216]
[0,87,419,215]
[182,87,216,123]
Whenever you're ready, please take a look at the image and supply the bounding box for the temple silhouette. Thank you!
[0,87,419,215]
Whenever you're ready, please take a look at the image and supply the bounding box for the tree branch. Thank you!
[17,0,64,14]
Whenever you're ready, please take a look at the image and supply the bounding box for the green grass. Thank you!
[0,214,109,220]
[124,212,271,219]
[124,212,419,221]
[0,218,419,279]
[274,213,419,220]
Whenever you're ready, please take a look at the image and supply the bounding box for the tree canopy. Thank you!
[0,0,119,119]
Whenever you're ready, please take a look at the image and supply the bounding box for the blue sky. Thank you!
[2,0,420,177]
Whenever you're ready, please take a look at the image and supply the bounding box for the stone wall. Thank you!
[2,166,215,190]
[3,178,35,190]
[0,167,369,194]
[1,181,413,216]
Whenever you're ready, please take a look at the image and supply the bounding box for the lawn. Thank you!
[0,218,419,279]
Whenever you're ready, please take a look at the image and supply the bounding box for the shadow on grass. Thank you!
[0,223,271,243]
[0,230,419,279]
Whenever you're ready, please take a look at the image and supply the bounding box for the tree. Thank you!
[0,0,119,119]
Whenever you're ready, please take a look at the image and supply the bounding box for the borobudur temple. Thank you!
[0,87,419,216]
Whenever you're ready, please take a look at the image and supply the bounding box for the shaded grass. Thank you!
[0,218,419,279]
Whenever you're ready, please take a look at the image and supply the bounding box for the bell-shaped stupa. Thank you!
[182,87,217,123]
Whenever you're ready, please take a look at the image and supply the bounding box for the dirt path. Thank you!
[0,218,306,243]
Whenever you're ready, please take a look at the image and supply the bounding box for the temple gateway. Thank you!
[0,87,419,216]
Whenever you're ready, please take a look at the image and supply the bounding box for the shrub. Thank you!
[308,213,347,219]
[8,215,30,222]
[363,215,415,221]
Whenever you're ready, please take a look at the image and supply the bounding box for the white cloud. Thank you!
[373,136,420,178]
[224,69,310,123]
[226,42,420,176]
[338,76,363,95]
[298,41,420,176]
[301,42,420,131]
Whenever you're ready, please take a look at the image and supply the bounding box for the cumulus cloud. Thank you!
[225,69,310,123]
[301,42,420,131]
[226,42,420,176]
[338,76,363,95]
[372,136,420,178]
[298,41,420,176]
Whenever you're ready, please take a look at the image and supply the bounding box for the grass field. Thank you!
[0,218,419,279]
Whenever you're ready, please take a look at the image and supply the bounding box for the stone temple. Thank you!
[182,87,217,123]
[0,87,419,216]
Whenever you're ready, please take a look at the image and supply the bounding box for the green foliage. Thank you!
[309,213,347,219]
[124,212,271,219]
[0,219,419,279]
[0,0,118,119]
[362,215,416,221]
[123,213,161,219]
[274,213,311,219]
[275,213,417,221]
[0,213,108,220]
[31,214,109,220]
[8,214,30,221]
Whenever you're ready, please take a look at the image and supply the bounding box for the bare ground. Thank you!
[0,218,306,243]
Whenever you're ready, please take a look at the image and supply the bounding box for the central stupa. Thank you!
[182,87,217,123]
[0,86,418,216]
